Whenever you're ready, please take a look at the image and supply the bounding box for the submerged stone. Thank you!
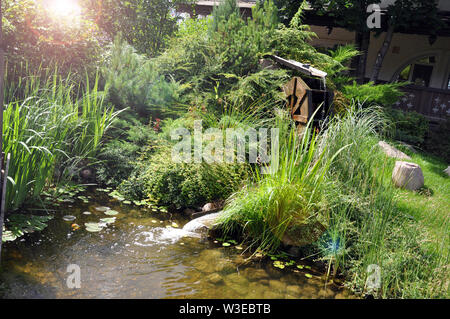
[206,273,224,285]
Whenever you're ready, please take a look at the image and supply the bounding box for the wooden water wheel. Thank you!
[283,77,312,125]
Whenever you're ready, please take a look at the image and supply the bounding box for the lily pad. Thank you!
[104,210,119,216]
[273,261,285,269]
[222,242,231,247]
[82,211,91,215]
[305,273,313,279]
[123,200,132,205]
[99,217,116,224]
[95,206,110,212]
[2,230,18,242]
[85,222,105,232]
[62,215,76,222]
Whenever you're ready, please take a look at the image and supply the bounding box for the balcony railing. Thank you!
[394,85,450,120]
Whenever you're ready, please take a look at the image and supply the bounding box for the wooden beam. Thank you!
[266,55,327,78]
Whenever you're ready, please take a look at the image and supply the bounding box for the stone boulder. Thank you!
[378,141,411,160]
[392,161,424,190]
[182,212,222,235]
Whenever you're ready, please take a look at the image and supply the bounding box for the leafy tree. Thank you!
[277,0,445,84]
[304,0,376,83]
[98,0,191,57]
[2,0,102,78]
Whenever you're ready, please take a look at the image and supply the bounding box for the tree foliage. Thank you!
[98,0,190,57]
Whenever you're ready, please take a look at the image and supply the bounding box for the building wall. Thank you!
[310,25,450,90]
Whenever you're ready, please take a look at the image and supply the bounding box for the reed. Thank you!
[2,67,119,211]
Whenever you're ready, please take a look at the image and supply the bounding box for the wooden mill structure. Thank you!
[265,55,334,128]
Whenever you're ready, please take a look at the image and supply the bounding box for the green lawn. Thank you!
[394,148,449,245]
[388,146,449,298]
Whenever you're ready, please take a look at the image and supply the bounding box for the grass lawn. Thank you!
[387,145,449,298]
[394,149,449,243]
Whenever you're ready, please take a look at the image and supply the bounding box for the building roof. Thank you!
[194,1,256,9]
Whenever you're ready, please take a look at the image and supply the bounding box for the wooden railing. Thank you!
[394,85,450,120]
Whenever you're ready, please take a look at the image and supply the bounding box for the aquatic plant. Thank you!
[2,68,119,211]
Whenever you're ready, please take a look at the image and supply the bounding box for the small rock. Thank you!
[225,273,249,286]
[378,141,411,160]
[246,268,268,281]
[392,161,424,190]
[206,273,224,285]
[202,202,216,213]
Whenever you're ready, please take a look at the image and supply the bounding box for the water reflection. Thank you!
[0,192,352,299]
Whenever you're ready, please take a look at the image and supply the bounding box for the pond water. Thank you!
[0,191,353,299]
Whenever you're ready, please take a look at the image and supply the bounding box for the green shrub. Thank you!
[388,109,429,146]
[154,0,349,111]
[101,34,181,117]
[342,81,405,107]
[118,149,250,209]
[424,116,450,162]
[95,115,159,187]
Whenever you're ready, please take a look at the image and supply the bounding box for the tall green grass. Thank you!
[218,103,448,298]
[316,104,447,298]
[218,109,349,253]
[2,67,119,211]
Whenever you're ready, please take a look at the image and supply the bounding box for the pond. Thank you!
[0,191,353,299]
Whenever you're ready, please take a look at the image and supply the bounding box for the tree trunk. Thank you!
[370,24,395,83]
[356,30,370,84]
[350,32,362,79]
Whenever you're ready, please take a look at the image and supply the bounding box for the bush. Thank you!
[118,149,250,209]
[101,35,182,117]
[95,115,159,187]
[424,116,450,162]
[388,109,429,146]
[342,81,405,107]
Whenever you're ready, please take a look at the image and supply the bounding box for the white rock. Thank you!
[392,161,424,190]
[202,202,216,212]
[378,141,411,160]
[182,212,222,234]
